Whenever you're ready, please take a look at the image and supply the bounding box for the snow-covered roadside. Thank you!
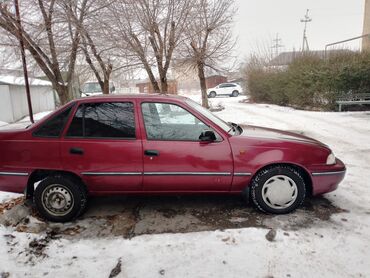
[1,95,370,277]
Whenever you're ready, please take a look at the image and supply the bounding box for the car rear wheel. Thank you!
[34,175,88,222]
[209,91,216,98]
[231,90,239,97]
[250,166,306,214]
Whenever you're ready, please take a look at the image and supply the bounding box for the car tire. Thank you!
[231,90,239,97]
[34,175,88,222]
[209,91,216,98]
[250,165,306,214]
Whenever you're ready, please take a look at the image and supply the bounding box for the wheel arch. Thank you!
[251,162,313,196]
[26,169,87,199]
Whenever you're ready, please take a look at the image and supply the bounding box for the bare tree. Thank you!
[65,0,117,95]
[109,0,191,93]
[0,0,89,104]
[181,0,236,108]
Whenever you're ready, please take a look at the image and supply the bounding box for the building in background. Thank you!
[0,75,55,123]
[136,80,178,94]
[205,75,227,89]
[269,49,353,68]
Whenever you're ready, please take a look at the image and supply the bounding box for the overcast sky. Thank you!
[233,0,366,60]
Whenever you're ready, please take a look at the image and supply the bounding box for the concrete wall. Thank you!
[0,85,13,123]
[363,0,370,51]
[0,85,55,123]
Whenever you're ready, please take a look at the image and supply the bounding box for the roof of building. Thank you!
[269,49,353,66]
[0,75,52,87]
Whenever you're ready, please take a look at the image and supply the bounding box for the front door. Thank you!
[140,101,233,192]
[61,101,143,193]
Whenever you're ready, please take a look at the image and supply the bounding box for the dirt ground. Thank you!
[0,194,348,240]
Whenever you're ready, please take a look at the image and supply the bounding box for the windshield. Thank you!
[185,99,232,134]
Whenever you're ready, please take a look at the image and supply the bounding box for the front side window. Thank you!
[142,102,210,141]
[67,102,135,139]
[185,99,231,133]
[33,106,73,137]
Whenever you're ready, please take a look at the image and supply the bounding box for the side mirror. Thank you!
[199,130,217,142]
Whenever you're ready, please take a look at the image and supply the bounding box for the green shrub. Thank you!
[246,51,370,111]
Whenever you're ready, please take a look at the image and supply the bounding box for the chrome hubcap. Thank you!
[261,175,298,209]
[42,184,74,216]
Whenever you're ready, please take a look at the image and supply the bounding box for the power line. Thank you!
[300,9,312,52]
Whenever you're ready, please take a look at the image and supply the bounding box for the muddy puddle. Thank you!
[0,195,348,240]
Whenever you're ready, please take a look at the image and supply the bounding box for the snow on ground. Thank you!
[1,95,370,277]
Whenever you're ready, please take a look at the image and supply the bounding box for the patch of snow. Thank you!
[0,121,8,127]
[0,192,21,203]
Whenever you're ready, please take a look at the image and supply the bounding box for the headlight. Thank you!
[326,153,336,165]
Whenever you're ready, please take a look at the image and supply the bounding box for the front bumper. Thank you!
[310,158,346,195]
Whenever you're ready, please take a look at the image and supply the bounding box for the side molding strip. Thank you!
[81,172,143,176]
[311,170,346,176]
[81,172,252,177]
[81,172,233,176]
[234,173,252,176]
[0,172,29,176]
[144,172,231,176]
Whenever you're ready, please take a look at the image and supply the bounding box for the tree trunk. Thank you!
[55,85,71,105]
[197,62,209,108]
[103,78,110,94]
[160,76,168,94]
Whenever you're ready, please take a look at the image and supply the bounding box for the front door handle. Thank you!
[144,150,159,156]
[70,147,84,155]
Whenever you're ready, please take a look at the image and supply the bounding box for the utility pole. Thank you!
[271,33,284,58]
[300,9,312,52]
[363,0,370,51]
[1,0,35,123]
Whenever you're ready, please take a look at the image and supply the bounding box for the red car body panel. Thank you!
[0,95,346,196]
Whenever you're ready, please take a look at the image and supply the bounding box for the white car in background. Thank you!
[207,83,243,98]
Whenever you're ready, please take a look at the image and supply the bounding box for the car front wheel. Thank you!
[208,91,216,98]
[231,90,239,97]
[34,175,88,222]
[250,166,306,214]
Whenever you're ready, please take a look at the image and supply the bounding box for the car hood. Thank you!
[239,125,328,147]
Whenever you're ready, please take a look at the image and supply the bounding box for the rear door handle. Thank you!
[70,147,84,155]
[144,150,159,156]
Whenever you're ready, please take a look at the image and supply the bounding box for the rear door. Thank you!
[140,101,233,192]
[60,101,143,193]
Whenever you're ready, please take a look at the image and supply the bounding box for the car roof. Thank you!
[74,93,189,103]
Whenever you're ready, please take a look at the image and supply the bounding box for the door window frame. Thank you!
[140,101,223,142]
[61,100,139,141]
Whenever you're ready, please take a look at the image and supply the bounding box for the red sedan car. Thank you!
[0,95,346,222]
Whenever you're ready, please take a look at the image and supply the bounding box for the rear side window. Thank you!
[66,102,135,139]
[33,106,73,137]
